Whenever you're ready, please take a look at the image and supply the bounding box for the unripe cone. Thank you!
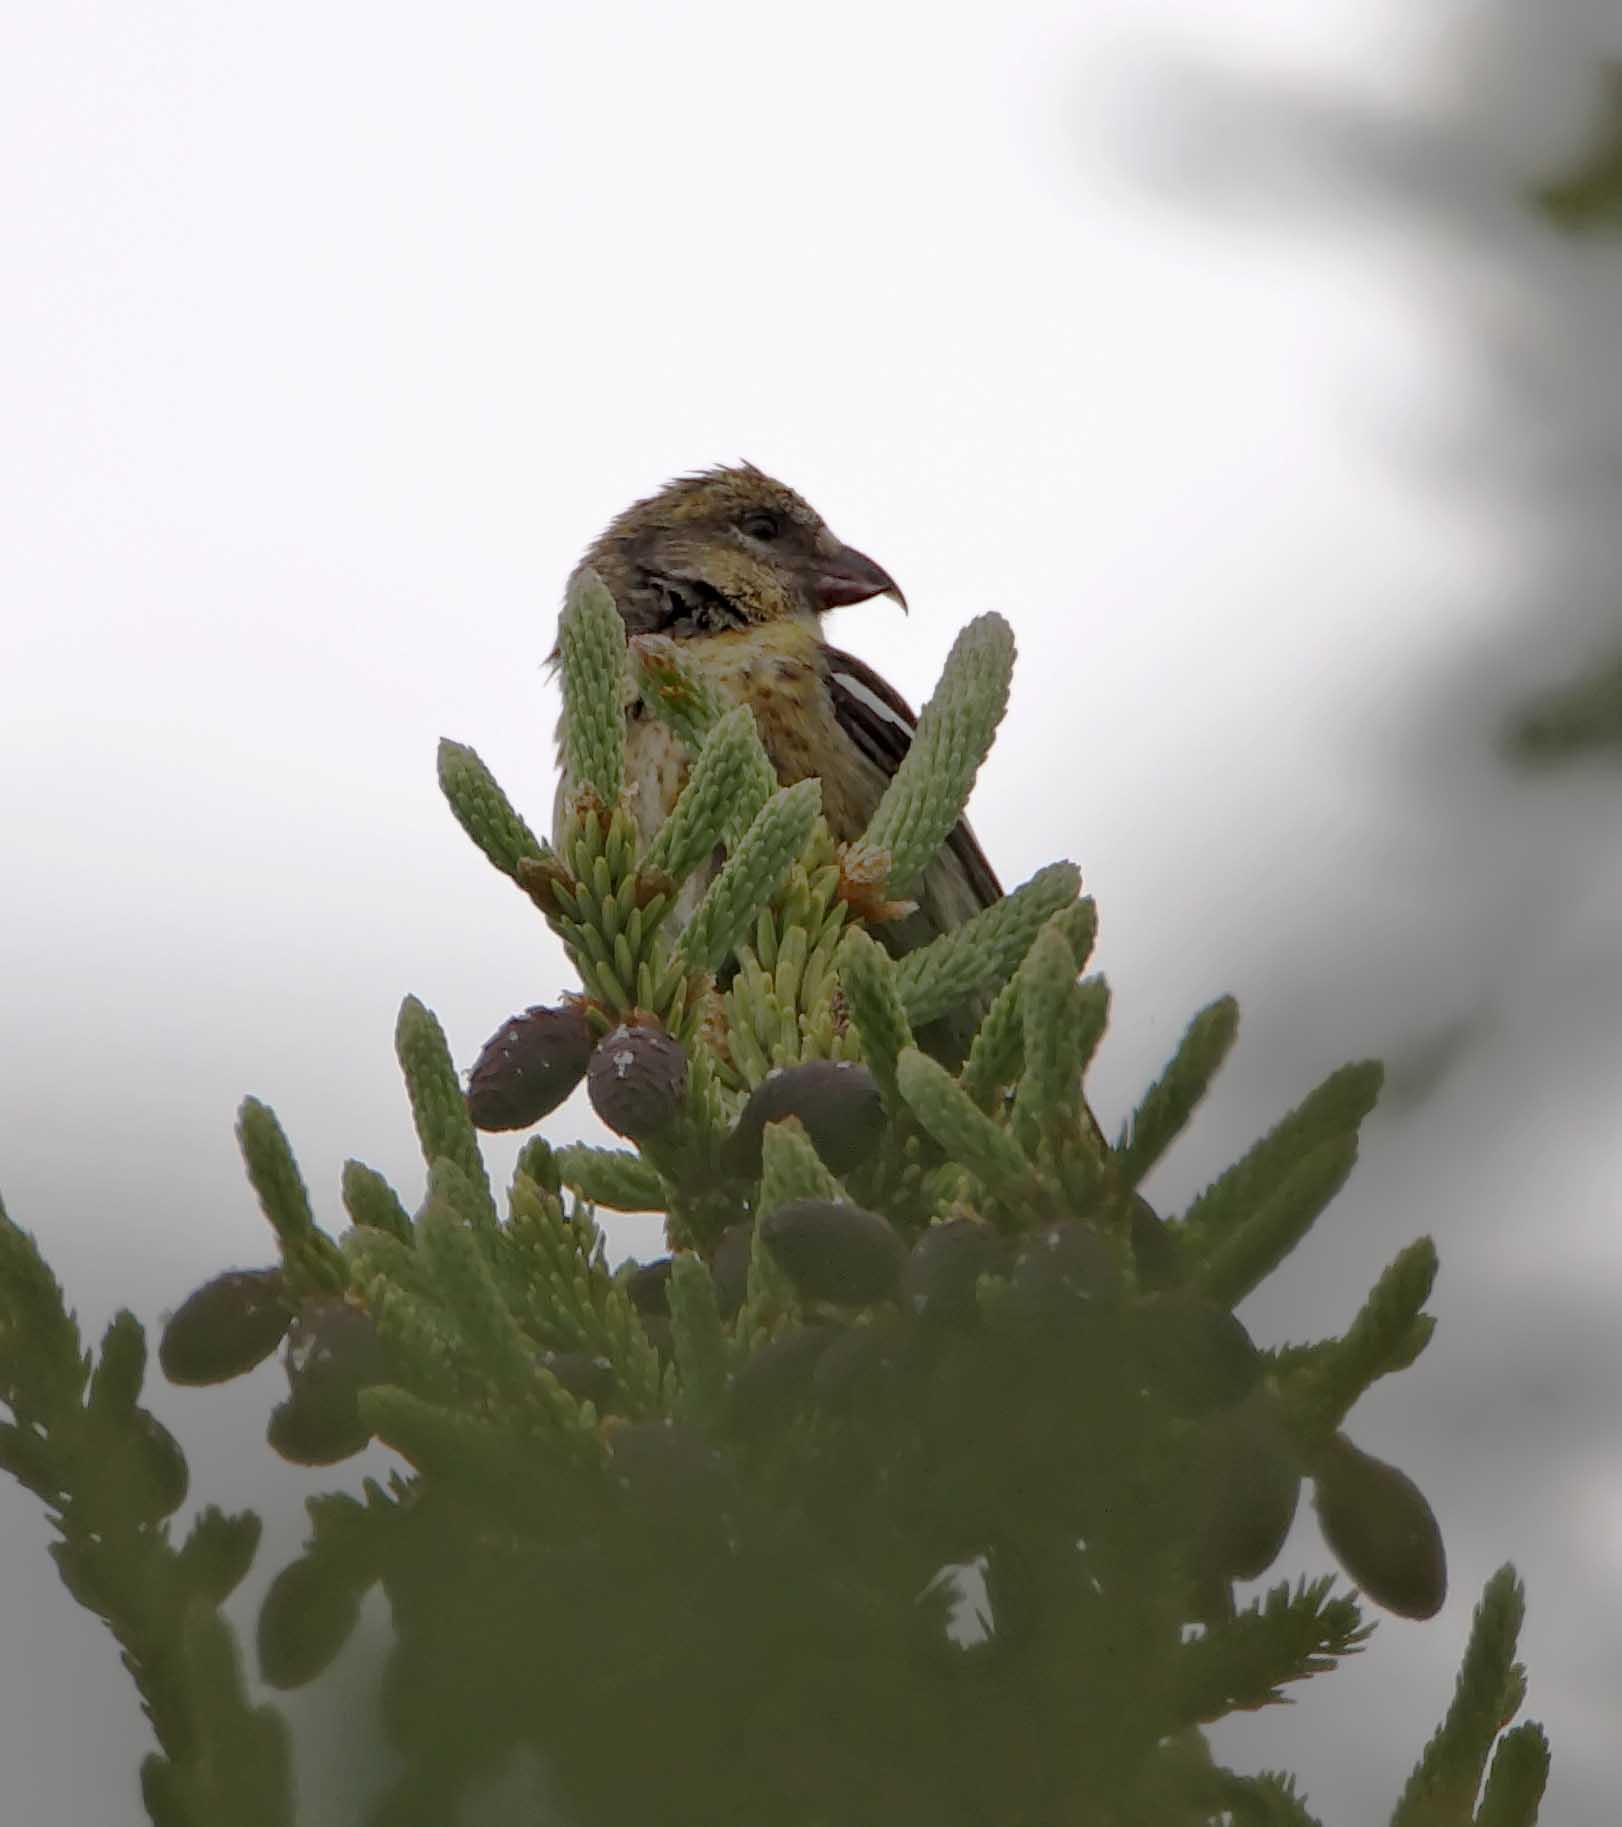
[539,1350,618,1408]
[1005,1220,1118,1323]
[159,1267,291,1386]
[466,1002,595,1132]
[711,1223,754,1319]
[1313,1433,1447,1620]
[258,1553,364,1690]
[97,1409,190,1524]
[587,1023,688,1141]
[761,1199,906,1305]
[1194,1397,1302,1583]
[605,1422,733,1544]
[725,1061,885,1179]
[812,1312,910,1413]
[625,1257,674,1317]
[901,1219,1005,1328]
[267,1395,368,1468]
[267,1300,386,1467]
[1131,1291,1261,1417]
[729,1325,839,1436]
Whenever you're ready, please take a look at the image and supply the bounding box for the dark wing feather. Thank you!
[822,645,1003,912]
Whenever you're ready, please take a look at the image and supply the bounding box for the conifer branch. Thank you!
[1393,1567,1532,1827]
[851,612,1015,894]
[1290,1239,1439,1436]
[959,970,1026,1109]
[361,1384,587,1492]
[1473,1722,1551,1827]
[1117,995,1240,1187]
[394,996,497,1233]
[1010,930,1103,1164]
[954,900,1100,1116]
[500,1175,663,1413]
[895,1047,1044,1213]
[722,842,852,1079]
[1216,1769,1326,1827]
[553,1144,667,1211]
[416,1193,537,1404]
[893,863,1083,1026]
[675,779,822,977]
[1175,1576,1370,1723]
[643,703,777,875]
[435,738,547,881]
[758,1116,844,1207]
[0,1196,87,1423]
[1180,1062,1383,1257]
[668,1254,728,1432]
[0,586,1550,1824]
[344,1224,438,1303]
[340,1160,414,1244]
[1051,892,1101,972]
[632,630,732,751]
[514,1135,562,1194]
[235,1100,346,1295]
[557,567,627,807]
[838,927,916,1110]
[1196,1135,1359,1310]
[0,1205,291,1827]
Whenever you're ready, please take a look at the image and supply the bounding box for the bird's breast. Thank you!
[605,620,886,916]
[681,623,881,841]
[624,713,695,845]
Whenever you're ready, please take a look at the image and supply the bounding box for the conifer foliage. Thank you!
[0,574,1548,1824]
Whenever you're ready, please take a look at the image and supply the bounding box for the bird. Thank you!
[552,466,1172,1262]
[553,463,1003,993]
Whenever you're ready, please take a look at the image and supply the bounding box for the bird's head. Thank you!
[570,463,906,639]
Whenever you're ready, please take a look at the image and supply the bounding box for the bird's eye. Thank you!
[739,510,780,542]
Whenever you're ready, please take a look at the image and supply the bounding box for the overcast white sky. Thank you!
[4,2,1622,1821]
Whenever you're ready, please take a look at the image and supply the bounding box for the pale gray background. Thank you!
[3,1,1620,1821]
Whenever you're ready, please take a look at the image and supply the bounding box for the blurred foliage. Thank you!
[0,575,1547,1824]
[1504,654,1622,765]
[1530,66,1622,235]
[1503,62,1622,770]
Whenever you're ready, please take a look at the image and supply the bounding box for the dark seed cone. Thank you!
[1193,1397,1302,1584]
[1131,1292,1261,1417]
[540,1350,618,1408]
[604,1422,735,1550]
[625,1257,673,1317]
[724,1061,885,1179]
[267,1395,369,1467]
[1004,1220,1119,1325]
[466,1001,595,1132]
[99,1409,190,1524]
[1313,1433,1447,1620]
[729,1325,839,1436]
[811,1312,911,1413]
[258,1554,365,1690]
[761,1199,907,1305]
[587,1023,689,1141]
[901,1219,1006,1328]
[710,1223,754,1319]
[159,1267,291,1386]
[267,1300,387,1467]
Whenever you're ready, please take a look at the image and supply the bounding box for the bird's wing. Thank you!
[822,644,1003,912]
